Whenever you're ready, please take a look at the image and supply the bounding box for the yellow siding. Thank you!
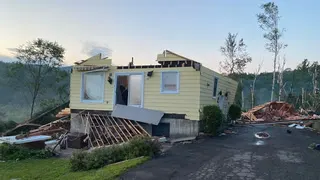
[156,51,187,61]
[70,65,201,120]
[200,66,238,110]
[81,54,112,66]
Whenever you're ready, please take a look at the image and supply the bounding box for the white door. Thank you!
[128,74,144,107]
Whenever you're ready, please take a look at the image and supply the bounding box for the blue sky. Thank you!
[0,0,319,72]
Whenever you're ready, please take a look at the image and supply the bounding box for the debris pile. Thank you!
[80,113,150,148]
[28,119,70,137]
[56,108,71,118]
[242,101,320,123]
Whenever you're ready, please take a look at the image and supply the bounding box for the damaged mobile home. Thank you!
[69,50,238,146]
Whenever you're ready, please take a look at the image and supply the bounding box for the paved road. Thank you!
[120,125,320,180]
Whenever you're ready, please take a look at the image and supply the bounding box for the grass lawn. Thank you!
[0,156,149,180]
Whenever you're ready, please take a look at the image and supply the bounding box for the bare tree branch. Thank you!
[220,33,252,74]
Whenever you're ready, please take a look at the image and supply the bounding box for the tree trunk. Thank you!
[278,84,282,101]
[313,66,317,94]
[30,96,36,118]
[271,51,278,102]
[251,86,254,108]
[241,79,244,109]
[302,88,305,106]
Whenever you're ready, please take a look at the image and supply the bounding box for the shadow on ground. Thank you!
[120,125,320,180]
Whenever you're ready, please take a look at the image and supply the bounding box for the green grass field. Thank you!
[0,157,149,180]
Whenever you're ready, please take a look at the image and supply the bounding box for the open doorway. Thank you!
[114,73,144,108]
[115,76,129,105]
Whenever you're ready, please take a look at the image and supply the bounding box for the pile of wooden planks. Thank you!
[80,113,150,148]
[28,120,70,136]
[242,101,298,122]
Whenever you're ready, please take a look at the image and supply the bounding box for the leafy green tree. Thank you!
[8,39,65,118]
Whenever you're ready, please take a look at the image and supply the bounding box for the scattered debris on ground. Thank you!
[241,101,320,124]
[0,135,52,149]
[254,132,270,139]
[308,143,320,151]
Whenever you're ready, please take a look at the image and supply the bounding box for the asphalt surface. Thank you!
[120,125,320,180]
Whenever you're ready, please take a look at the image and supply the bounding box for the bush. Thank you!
[70,137,161,171]
[201,105,224,135]
[0,143,53,161]
[228,104,241,120]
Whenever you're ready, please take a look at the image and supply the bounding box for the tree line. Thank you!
[219,2,319,110]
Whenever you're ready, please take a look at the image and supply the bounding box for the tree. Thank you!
[309,61,319,94]
[277,55,286,101]
[257,2,287,101]
[297,59,310,72]
[8,39,65,118]
[251,61,263,108]
[220,33,252,74]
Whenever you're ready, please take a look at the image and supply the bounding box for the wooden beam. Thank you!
[88,113,105,146]
[126,119,142,135]
[105,115,125,143]
[95,115,113,145]
[84,114,101,147]
[133,121,151,137]
[122,118,139,135]
[117,118,133,138]
[110,116,129,141]
[100,115,119,144]
[93,115,111,145]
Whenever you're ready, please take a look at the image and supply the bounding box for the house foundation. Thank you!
[70,112,199,139]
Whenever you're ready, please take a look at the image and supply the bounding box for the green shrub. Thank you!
[201,105,224,135]
[0,143,53,161]
[69,151,89,171]
[228,104,241,120]
[70,137,161,171]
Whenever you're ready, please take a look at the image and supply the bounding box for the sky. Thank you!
[0,0,319,73]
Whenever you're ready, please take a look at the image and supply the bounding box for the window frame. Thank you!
[160,71,180,94]
[212,76,219,98]
[81,71,106,103]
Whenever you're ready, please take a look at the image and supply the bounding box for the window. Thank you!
[81,71,105,102]
[213,77,218,98]
[161,71,179,93]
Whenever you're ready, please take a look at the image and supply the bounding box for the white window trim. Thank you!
[81,71,106,103]
[160,71,180,94]
[112,72,145,108]
[212,76,219,98]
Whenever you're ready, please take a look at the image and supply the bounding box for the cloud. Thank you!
[82,41,112,58]
[0,54,17,63]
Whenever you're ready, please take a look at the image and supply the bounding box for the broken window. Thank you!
[82,71,105,102]
[161,71,179,93]
[213,77,218,98]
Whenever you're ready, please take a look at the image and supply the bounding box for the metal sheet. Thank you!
[111,104,164,125]
[0,135,52,145]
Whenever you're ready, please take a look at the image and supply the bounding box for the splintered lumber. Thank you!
[241,101,320,123]
[79,112,150,148]
[56,108,71,118]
